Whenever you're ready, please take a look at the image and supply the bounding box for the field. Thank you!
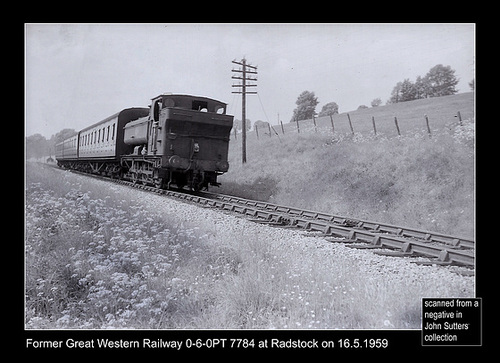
[219,92,475,238]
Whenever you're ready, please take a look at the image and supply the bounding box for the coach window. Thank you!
[107,126,110,141]
[112,123,115,140]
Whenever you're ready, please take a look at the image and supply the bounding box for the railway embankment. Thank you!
[220,113,474,239]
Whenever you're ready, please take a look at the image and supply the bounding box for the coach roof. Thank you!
[78,107,149,133]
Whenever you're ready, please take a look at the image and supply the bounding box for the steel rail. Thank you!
[202,192,474,250]
[132,184,475,267]
[52,165,475,267]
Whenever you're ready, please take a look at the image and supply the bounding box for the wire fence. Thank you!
[234,108,473,143]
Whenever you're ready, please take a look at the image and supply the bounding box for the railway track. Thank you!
[54,165,475,268]
[197,192,474,268]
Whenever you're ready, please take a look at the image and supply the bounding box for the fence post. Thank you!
[255,125,259,139]
[457,111,463,126]
[330,114,334,134]
[371,116,377,135]
[425,114,431,137]
[347,113,354,134]
[268,123,272,137]
[280,121,285,134]
[296,116,300,133]
[234,127,237,140]
[312,115,317,132]
[394,116,401,136]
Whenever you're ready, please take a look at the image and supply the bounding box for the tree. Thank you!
[318,101,339,117]
[26,134,49,160]
[389,79,418,103]
[388,82,403,104]
[233,118,252,132]
[387,64,460,104]
[253,120,269,130]
[414,76,429,99]
[52,128,77,144]
[423,64,459,97]
[371,98,382,107]
[468,79,475,91]
[399,78,418,102]
[290,91,319,122]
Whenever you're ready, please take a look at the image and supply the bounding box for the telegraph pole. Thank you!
[232,58,257,164]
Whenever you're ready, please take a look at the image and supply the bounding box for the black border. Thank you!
[20,20,486,356]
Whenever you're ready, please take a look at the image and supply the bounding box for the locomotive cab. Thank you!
[150,93,228,116]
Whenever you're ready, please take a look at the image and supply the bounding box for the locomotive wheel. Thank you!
[152,169,163,189]
[141,174,149,185]
[131,172,139,185]
[154,177,164,189]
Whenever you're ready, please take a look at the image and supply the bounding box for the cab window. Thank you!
[192,100,208,112]
[215,105,226,114]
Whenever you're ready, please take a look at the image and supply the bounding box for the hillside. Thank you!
[322,92,473,135]
[219,92,475,238]
[271,92,474,137]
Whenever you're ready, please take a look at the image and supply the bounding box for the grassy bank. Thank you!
[25,164,208,328]
[219,117,474,238]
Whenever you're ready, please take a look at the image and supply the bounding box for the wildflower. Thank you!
[383,320,394,328]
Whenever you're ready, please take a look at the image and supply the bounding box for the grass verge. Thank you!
[219,118,474,238]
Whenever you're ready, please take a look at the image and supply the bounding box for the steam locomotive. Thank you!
[55,94,233,191]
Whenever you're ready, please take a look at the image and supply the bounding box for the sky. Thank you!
[25,23,475,138]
